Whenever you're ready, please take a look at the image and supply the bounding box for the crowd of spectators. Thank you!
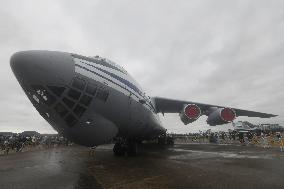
[2,130,284,155]
[0,134,69,155]
[173,130,284,150]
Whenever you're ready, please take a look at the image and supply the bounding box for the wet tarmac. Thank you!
[1,143,284,189]
[0,146,100,189]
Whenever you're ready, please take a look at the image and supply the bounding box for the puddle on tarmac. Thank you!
[168,148,274,160]
[95,145,113,150]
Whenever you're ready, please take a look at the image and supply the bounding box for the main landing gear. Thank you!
[113,138,138,156]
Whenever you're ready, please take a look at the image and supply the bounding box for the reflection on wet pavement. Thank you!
[89,144,284,189]
[1,144,284,189]
[168,148,275,160]
[0,146,101,189]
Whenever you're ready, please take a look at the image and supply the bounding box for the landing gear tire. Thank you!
[113,139,138,156]
[126,141,138,156]
[113,142,125,156]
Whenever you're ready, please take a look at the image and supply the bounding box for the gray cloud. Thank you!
[0,0,283,133]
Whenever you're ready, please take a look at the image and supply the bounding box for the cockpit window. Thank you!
[72,77,86,91]
[68,89,81,100]
[71,53,127,74]
[47,86,65,97]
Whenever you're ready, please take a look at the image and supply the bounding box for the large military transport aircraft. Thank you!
[10,50,277,155]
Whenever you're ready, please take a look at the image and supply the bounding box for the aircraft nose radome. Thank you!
[10,51,30,77]
[10,51,49,80]
[10,50,75,85]
[10,52,19,72]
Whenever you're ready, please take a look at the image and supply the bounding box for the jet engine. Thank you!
[206,108,236,126]
[179,104,201,125]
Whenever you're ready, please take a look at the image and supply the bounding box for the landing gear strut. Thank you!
[113,138,138,156]
[113,141,125,156]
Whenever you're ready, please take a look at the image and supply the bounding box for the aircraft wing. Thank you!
[152,97,277,118]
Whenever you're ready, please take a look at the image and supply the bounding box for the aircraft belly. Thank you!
[64,112,118,146]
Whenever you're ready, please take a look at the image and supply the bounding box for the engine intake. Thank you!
[179,104,201,125]
[207,107,236,126]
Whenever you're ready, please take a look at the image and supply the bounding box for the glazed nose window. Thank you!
[62,97,75,108]
[80,95,92,106]
[47,86,65,97]
[72,77,86,91]
[68,89,81,100]
[73,105,86,118]
[54,103,68,117]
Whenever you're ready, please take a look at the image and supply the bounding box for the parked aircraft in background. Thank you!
[10,50,277,155]
[232,121,258,132]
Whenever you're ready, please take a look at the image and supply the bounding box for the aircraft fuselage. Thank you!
[10,51,166,146]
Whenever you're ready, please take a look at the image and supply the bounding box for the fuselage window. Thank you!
[80,95,92,106]
[96,88,109,102]
[65,114,77,127]
[62,97,75,109]
[54,103,68,117]
[72,78,86,91]
[47,86,65,97]
[86,83,97,96]
[68,89,81,100]
[73,105,86,118]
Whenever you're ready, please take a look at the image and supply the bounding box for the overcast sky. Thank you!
[0,0,283,134]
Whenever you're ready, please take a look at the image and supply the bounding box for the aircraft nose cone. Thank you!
[10,52,22,73]
[10,50,74,86]
[10,51,31,79]
[10,51,50,83]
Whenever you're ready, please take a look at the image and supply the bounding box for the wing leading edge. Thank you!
[152,97,277,118]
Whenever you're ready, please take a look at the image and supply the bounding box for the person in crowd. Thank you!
[252,133,259,145]
[4,140,10,155]
[238,132,245,145]
[261,132,270,148]
[276,132,283,152]
[89,146,97,156]
[247,132,253,144]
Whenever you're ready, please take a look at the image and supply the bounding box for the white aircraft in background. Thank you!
[10,50,277,155]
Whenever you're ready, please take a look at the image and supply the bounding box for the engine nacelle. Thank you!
[179,104,201,125]
[206,107,236,126]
